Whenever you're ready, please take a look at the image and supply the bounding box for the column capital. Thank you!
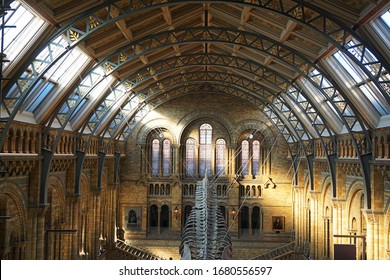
[308,191,321,201]
[362,209,384,224]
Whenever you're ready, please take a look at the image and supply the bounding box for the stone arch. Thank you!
[79,173,90,213]
[320,177,333,218]
[100,170,108,191]
[251,204,262,231]
[0,182,27,259]
[235,119,276,147]
[47,175,66,220]
[0,182,27,240]
[345,180,366,260]
[346,181,365,233]
[136,118,178,145]
[177,108,235,145]
[78,172,92,257]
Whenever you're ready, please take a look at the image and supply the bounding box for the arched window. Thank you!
[189,184,195,196]
[219,206,226,220]
[152,139,160,176]
[162,139,171,176]
[183,184,189,196]
[160,205,170,228]
[217,185,222,196]
[241,140,249,176]
[160,184,165,195]
[199,124,212,176]
[239,185,245,197]
[252,140,260,176]
[165,184,171,195]
[154,184,160,195]
[186,138,196,177]
[252,207,260,230]
[306,201,311,242]
[128,210,137,224]
[184,205,192,226]
[216,138,226,176]
[149,205,158,227]
[240,206,249,229]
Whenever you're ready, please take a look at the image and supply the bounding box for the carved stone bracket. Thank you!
[0,158,38,177]
[339,162,362,177]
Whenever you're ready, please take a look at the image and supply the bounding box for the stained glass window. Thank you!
[216,138,226,176]
[199,124,212,176]
[252,140,260,176]
[241,140,249,176]
[186,138,196,177]
[162,139,171,176]
[152,139,160,176]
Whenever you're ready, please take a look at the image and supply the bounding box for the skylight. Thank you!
[1,1,45,70]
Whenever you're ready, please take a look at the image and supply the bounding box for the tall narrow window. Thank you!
[184,205,192,226]
[240,206,249,229]
[186,138,196,177]
[199,124,212,176]
[162,139,171,176]
[160,205,170,228]
[149,205,158,228]
[216,138,226,176]
[306,201,311,242]
[152,139,160,176]
[241,140,249,176]
[252,207,260,230]
[252,140,260,176]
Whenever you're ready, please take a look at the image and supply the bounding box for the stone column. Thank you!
[293,186,304,248]
[172,144,180,177]
[309,192,320,259]
[36,206,46,260]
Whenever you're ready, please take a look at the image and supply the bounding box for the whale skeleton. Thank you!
[180,172,232,260]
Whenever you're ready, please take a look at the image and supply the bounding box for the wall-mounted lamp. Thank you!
[231,208,237,219]
[174,206,179,219]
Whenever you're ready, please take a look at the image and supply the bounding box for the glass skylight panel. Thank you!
[33,36,68,74]
[333,50,389,116]
[360,83,389,115]
[381,9,390,28]
[3,2,34,48]
[1,1,45,69]
[333,52,363,83]
[26,81,56,112]
[88,74,114,100]
[45,48,88,83]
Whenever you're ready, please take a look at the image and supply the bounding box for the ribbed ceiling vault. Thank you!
[2,0,390,207]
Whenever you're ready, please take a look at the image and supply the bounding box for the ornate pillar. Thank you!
[36,206,47,259]
[293,186,304,248]
[139,144,147,176]
[172,144,180,177]
[309,191,320,259]
[363,210,383,260]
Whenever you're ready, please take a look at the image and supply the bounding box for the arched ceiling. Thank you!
[2,0,390,157]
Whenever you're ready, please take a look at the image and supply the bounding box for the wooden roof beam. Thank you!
[161,6,182,56]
